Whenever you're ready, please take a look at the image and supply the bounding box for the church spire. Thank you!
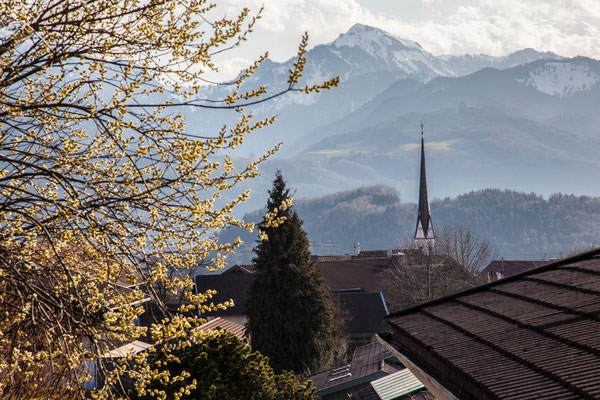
[414,123,435,254]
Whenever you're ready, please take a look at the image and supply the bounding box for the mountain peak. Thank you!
[506,48,562,64]
[333,23,424,55]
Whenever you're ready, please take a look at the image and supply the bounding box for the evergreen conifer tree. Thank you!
[246,171,337,374]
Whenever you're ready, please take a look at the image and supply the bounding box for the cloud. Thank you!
[213,57,253,80]
[213,0,600,63]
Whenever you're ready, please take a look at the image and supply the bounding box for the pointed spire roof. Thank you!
[415,123,433,239]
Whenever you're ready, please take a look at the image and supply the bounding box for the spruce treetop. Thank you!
[246,171,337,374]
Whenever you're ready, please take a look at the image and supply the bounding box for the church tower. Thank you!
[414,123,435,254]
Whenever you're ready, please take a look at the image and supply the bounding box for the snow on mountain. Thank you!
[441,48,563,77]
[517,61,600,97]
[333,23,423,55]
[187,24,571,156]
[331,24,450,79]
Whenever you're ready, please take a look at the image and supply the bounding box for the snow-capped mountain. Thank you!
[181,24,600,224]
[442,48,562,77]
[516,59,600,98]
[328,23,452,79]
[263,55,600,206]
[186,24,563,157]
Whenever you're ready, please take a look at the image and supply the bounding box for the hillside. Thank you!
[143,25,598,214]
[219,186,600,264]
[183,24,560,158]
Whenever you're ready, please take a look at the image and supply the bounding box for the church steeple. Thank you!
[414,123,435,254]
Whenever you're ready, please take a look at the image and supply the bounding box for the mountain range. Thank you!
[189,23,563,157]
[183,23,600,219]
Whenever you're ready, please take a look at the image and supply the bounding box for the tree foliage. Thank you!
[383,225,493,309]
[0,1,338,398]
[223,186,600,264]
[245,171,337,374]
[130,330,316,400]
[434,225,496,274]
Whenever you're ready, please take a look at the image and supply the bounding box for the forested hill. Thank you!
[219,186,600,263]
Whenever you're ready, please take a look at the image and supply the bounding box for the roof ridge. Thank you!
[386,247,600,319]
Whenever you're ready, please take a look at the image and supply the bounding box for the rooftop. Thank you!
[194,273,253,316]
[195,266,391,338]
[307,342,403,397]
[370,369,425,400]
[335,290,389,336]
[482,259,546,280]
[385,248,600,400]
[102,340,153,358]
[316,257,392,295]
[196,317,246,339]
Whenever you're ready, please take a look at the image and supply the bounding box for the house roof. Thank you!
[194,274,253,316]
[385,247,600,400]
[102,340,153,358]
[307,342,403,396]
[194,266,392,335]
[350,385,434,400]
[335,290,389,335]
[370,369,424,400]
[350,385,381,400]
[316,257,392,295]
[222,264,256,274]
[482,260,545,278]
[196,317,246,339]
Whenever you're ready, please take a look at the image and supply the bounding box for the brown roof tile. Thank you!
[316,257,392,294]
[307,342,402,394]
[483,260,546,280]
[350,384,380,400]
[196,317,246,339]
[194,274,253,316]
[386,248,600,400]
[335,290,390,336]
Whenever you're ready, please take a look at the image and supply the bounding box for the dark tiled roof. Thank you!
[350,383,433,400]
[138,302,196,328]
[401,391,435,400]
[350,384,380,400]
[386,248,600,400]
[222,264,256,274]
[196,317,246,339]
[316,257,392,295]
[482,260,545,279]
[307,342,401,394]
[194,261,393,324]
[335,291,389,335]
[194,274,253,316]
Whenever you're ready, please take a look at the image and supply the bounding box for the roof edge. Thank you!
[376,334,463,400]
[386,246,600,319]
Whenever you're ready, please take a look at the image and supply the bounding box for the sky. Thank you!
[211,0,600,78]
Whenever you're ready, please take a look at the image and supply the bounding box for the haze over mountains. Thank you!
[193,23,565,159]
[219,186,600,264]
[183,23,600,216]
[189,23,600,258]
